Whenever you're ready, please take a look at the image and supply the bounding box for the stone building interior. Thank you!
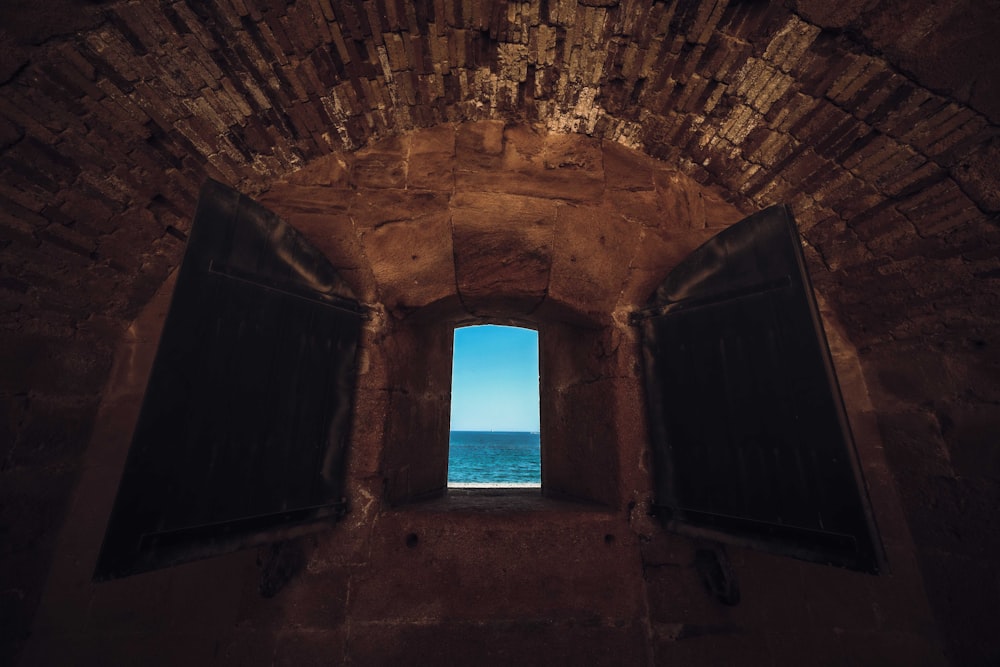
[1,0,999,665]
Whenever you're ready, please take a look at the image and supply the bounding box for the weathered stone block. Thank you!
[407,149,456,191]
[257,568,350,630]
[947,348,1000,404]
[309,479,384,569]
[349,189,450,230]
[525,127,605,177]
[352,150,407,189]
[765,629,852,667]
[653,632,776,667]
[548,202,640,316]
[917,550,1000,666]
[282,153,353,187]
[347,619,648,666]
[0,548,52,665]
[455,119,504,172]
[951,137,1000,213]
[644,555,735,627]
[408,123,456,155]
[272,627,349,667]
[362,212,456,310]
[0,394,28,459]
[540,374,620,506]
[607,187,668,227]
[455,165,605,202]
[0,333,112,395]
[451,192,557,314]
[454,124,606,202]
[380,388,451,503]
[351,510,644,624]
[869,349,957,405]
[797,558,881,632]
[719,547,814,631]
[602,140,656,191]
[876,411,954,480]
[5,396,101,469]
[217,627,280,667]
[619,226,717,307]
[344,424,384,499]
[653,168,744,229]
[376,314,454,503]
[259,184,354,215]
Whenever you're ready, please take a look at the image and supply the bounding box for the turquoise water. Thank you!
[447,431,541,486]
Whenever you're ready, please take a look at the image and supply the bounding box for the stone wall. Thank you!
[259,121,746,507]
[22,125,944,666]
[1,1,998,664]
[268,121,998,666]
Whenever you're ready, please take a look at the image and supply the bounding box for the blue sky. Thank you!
[450,325,540,432]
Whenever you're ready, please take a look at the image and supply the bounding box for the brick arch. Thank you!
[1,0,996,341]
[3,2,1000,663]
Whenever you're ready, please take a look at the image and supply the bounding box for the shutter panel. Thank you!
[636,205,883,572]
[94,179,363,580]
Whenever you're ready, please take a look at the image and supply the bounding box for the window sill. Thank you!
[397,487,615,514]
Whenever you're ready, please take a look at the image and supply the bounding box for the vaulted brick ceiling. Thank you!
[2,3,1000,663]
[1,0,998,346]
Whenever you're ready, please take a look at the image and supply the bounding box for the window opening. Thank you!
[448,325,541,488]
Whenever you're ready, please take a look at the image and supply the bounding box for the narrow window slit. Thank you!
[448,325,541,488]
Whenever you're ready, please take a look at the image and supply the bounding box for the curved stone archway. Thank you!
[22,120,939,667]
[2,1,999,663]
[255,122,747,509]
[1,0,996,342]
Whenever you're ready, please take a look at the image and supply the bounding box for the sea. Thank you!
[447,431,541,486]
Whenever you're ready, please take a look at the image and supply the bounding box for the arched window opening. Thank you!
[448,325,541,488]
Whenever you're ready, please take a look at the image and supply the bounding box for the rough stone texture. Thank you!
[263,124,740,325]
[1,1,999,665]
[17,127,945,667]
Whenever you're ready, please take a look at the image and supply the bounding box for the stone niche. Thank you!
[22,122,945,666]
[258,120,746,509]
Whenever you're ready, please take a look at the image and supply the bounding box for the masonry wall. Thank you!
[1,1,998,664]
[20,125,945,666]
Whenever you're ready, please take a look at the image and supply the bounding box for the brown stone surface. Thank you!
[451,190,558,315]
[363,212,457,310]
[951,136,1000,213]
[547,202,640,317]
[2,1,999,664]
[20,250,952,666]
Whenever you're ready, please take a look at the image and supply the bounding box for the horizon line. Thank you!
[450,428,540,432]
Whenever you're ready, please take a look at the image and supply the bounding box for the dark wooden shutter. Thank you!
[635,205,884,572]
[94,179,363,580]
